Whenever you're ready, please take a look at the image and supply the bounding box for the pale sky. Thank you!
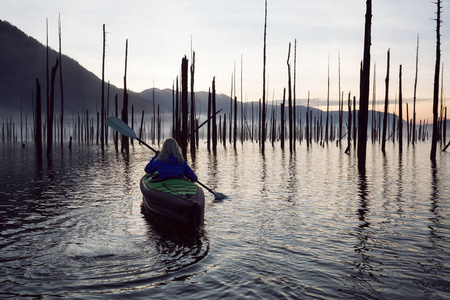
[3,0,449,120]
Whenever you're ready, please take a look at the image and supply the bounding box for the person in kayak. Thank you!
[144,138,198,182]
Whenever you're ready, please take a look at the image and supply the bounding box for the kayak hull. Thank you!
[140,175,205,229]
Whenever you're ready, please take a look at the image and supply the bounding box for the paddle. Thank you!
[106,116,226,200]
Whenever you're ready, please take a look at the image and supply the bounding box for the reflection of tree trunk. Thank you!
[357,0,372,173]
[430,0,441,161]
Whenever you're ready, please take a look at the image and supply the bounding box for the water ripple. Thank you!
[0,143,449,299]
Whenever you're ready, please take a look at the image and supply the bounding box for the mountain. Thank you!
[139,88,233,116]
[0,19,237,122]
[0,19,149,119]
[1,20,395,128]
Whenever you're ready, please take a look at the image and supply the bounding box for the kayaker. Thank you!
[144,138,198,182]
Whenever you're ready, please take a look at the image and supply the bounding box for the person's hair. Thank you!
[157,138,184,163]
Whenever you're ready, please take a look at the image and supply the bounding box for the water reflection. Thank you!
[1,143,449,299]
[260,151,267,196]
[357,173,370,228]
[429,162,442,245]
[141,209,210,287]
[286,153,297,203]
[347,173,382,296]
[396,153,404,214]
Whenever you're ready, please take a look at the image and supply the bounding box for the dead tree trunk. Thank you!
[96,112,99,145]
[371,64,377,144]
[440,65,445,145]
[121,39,129,153]
[430,0,442,161]
[240,56,244,145]
[139,110,145,141]
[181,56,189,158]
[281,88,286,150]
[293,39,297,150]
[47,58,59,157]
[357,0,372,173]
[207,89,211,151]
[131,105,134,146]
[261,0,267,154]
[287,42,293,152]
[46,19,49,144]
[172,82,176,138]
[233,96,237,149]
[223,113,227,148]
[406,103,410,144]
[413,35,419,145]
[325,55,330,144]
[212,77,217,154]
[106,82,109,145]
[443,107,447,147]
[353,96,357,148]
[152,85,156,144]
[338,53,343,147]
[345,92,352,154]
[59,15,65,148]
[35,79,42,160]
[101,24,105,150]
[190,52,196,154]
[398,65,403,152]
[114,94,118,151]
[229,74,233,145]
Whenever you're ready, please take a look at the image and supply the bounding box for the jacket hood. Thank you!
[167,155,182,164]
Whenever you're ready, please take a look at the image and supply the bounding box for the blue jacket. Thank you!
[144,155,198,182]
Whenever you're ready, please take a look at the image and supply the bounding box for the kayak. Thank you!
[140,174,205,229]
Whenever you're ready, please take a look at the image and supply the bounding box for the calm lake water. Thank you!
[0,140,449,299]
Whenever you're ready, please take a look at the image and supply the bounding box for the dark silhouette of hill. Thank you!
[0,19,148,119]
[0,19,238,121]
[139,88,233,115]
[1,19,395,128]
[139,87,332,124]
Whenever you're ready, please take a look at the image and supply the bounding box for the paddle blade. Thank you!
[213,192,227,200]
[106,116,138,139]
